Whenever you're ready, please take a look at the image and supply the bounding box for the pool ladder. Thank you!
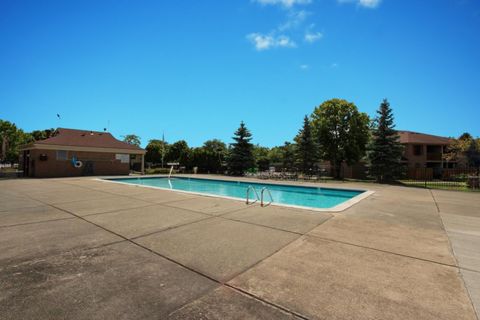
[246,185,273,207]
[246,185,259,205]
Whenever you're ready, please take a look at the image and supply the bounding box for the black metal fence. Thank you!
[398,167,480,192]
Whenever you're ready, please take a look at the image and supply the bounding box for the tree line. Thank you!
[138,98,374,178]
[135,98,480,181]
[2,98,479,182]
[0,120,56,164]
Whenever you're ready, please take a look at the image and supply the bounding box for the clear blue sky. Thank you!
[1,0,479,147]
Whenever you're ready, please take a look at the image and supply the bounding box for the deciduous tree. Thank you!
[311,99,370,179]
[122,134,141,147]
[166,140,191,166]
[145,139,168,165]
[0,120,33,163]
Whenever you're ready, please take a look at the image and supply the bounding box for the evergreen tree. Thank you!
[294,115,317,174]
[227,121,254,175]
[368,99,404,182]
[281,142,296,170]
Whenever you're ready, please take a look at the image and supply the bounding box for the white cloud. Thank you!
[300,64,309,70]
[253,0,312,8]
[249,0,316,51]
[337,0,381,8]
[359,0,381,8]
[278,9,309,31]
[246,33,275,50]
[247,33,297,50]
[277,35,296,47]
[305,31,323,43]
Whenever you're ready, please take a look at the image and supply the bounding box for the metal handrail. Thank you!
[168,165,174,179]
[246,185,259,205]
[261,187,273,207]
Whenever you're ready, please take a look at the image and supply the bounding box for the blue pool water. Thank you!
[106,176,365,210]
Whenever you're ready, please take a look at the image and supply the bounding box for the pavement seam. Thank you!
[167,284,311,320]
[128,215,216,240]
[430,189,480,320]
[27,194,117,206]
[52,179,212,207]
[222,232,303,282]
[85,239,129,250]
[78,203,162,218]
[217,212,333,236]
[139,196,203,206]
[51,180,162,205]
[216,216,305,236]
[164,286,222,318]
[305,233,479,271]
[223,284,310,320]
[19,188,313,320]
[0,216,77,229]
[159,200,260,217]
[65,206,308,320]
[0,204,46,213]
[159,201,332,238]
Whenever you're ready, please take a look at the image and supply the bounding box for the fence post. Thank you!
[424,167,427,189]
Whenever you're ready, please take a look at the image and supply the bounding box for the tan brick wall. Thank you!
[27,149,130,178]
[402,144,427,168]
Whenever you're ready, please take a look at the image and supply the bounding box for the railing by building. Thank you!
[426,153,442,161]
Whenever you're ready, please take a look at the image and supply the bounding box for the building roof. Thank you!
[397,131,452,145]
[28,128,144,152]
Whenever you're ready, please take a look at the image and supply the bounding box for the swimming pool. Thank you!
[104,176,372,211]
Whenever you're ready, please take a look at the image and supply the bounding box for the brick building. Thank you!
[398,131,454,169]
[20,128,145,178]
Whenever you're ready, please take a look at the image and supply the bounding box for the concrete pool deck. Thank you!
[0,175,479,319]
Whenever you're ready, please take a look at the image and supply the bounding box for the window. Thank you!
[413,145,423,156]
[56,150,68,160]
[115,154,130,163]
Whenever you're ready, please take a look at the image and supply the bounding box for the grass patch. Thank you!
[145,168,172,175]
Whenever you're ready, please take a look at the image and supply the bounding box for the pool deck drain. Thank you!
[0,176,479,320]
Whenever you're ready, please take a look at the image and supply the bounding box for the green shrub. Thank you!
[145,168,171,175]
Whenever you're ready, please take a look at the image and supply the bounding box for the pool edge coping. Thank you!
[94,176,375,213]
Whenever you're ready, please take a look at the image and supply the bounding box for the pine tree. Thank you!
[368,99,404,182]
[294,115,317,174]
[227,121,255,176]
